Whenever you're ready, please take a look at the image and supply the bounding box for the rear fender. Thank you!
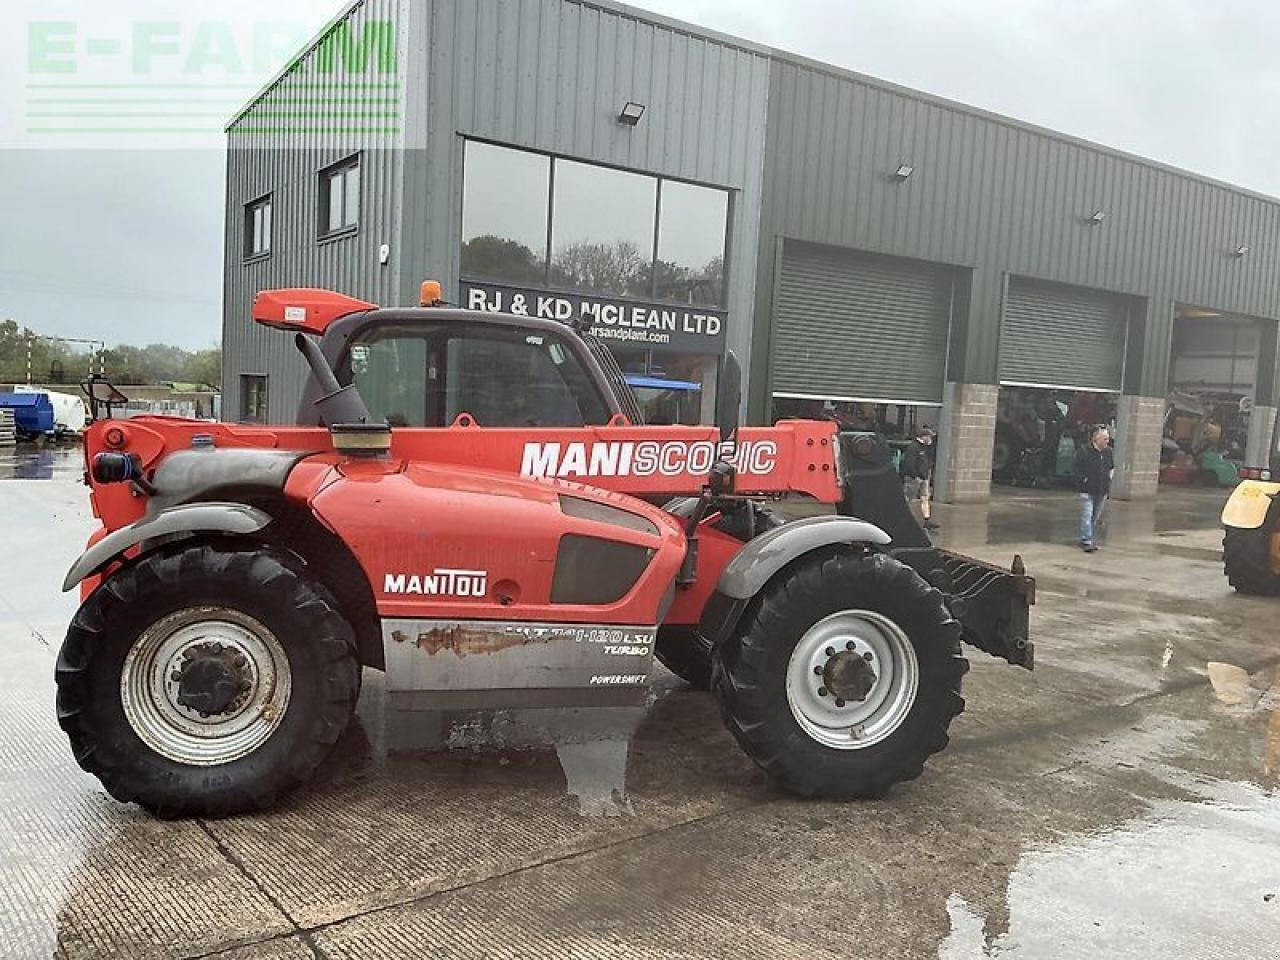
[698,515,890,649]
[62,502,271,592]
[1222,481,1280,530]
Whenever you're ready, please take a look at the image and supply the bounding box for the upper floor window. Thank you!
[244,195,272,259]
[320,155,360,237]
[460,141,729,307]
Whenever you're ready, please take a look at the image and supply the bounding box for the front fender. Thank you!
[716,515,890,600]
[1222,481,1280,530]
[697,515,890,651]
[62,502,272,592]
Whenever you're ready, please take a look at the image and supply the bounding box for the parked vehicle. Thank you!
[0,388,88,440]
[57,285,1035,817]
[0,392,55,440]
[1222,465,1280,594]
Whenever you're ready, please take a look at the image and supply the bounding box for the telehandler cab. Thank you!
[58,285,1034,817]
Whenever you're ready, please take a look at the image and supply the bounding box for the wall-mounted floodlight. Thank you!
[618,102,646,126]
[893,163,914,180]
[1234,244,1250,257]
[1088,210,1107,224]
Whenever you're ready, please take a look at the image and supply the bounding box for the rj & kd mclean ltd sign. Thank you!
[461,280,726,354]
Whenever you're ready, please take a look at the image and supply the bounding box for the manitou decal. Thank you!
[383,569,488,597]
[520,440,778,480]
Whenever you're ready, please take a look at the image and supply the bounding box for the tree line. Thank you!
[0,319,220,389]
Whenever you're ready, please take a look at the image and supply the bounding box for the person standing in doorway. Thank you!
[1073,424,1114,552]
[902,426,940,531]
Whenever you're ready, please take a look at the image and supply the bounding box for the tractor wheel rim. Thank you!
[121,607,291,766]
[785,609,918,750]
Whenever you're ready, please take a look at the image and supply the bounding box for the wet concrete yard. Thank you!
[2,446,1278,958]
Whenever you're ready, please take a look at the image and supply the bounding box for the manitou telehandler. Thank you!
[58,285,1034,817]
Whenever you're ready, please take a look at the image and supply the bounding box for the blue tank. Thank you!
[0,392,56,438]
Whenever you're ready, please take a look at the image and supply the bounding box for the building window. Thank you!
[549,159,656,298]
[460,141,549,284]
[655,179,727,307]
[459,141,729,306]
[240,375,268,423]
[244,195,272,259]
[319,155,360,237]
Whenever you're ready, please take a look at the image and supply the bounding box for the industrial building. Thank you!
[222,0,1280,501]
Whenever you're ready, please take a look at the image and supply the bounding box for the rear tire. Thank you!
[55,543,360,817]
[1223,527,1280,596]
[654,627,713,688]
[711,550,966,799]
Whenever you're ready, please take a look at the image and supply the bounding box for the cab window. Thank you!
[348,335,430,427]
[341,321,610,428]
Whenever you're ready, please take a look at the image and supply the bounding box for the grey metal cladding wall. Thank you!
[403,0,771,380]
[222,0,408,423]
[1000,278,1128,392]
[758,56,1280,397]
[773,241,951,403]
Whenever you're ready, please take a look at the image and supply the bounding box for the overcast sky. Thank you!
[2,0,1279,350]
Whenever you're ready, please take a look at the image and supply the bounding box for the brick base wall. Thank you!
[937,382,997,503]
[1246,405,1277,468]
[1112,395,1164,500]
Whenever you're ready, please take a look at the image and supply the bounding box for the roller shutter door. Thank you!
[773,241,952,404]
[1000,278,1128,391]
[1170,316,1259,397]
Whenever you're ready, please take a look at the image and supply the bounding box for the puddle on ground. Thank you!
[1,445,83,481]
[941,664,1280,958]
[374,691,659,817]
[938,779,1280,959]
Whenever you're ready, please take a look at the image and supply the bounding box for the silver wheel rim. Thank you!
[785,610,918,750]
[121,607,291,766]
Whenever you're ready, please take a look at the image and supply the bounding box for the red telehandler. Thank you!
[58,286,1033,816]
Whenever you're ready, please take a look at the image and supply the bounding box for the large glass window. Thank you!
[459,142,729,306]
[341,322,610,428]
[549,159,656,298]
[461,142,550,283]
[655,180,727,306]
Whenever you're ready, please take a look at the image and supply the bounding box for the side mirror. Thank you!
[717,351,742,443]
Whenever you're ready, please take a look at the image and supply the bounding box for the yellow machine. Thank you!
[1222,467,1280,595]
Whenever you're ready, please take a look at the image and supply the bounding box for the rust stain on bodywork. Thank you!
[413,626,559,657]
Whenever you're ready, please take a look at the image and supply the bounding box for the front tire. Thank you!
[712,550,966,799]
[55,543,360,817]
[1223,526,1280,596]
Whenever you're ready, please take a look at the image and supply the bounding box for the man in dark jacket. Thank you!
[1073,424,1114,552]
[902,426,939,531]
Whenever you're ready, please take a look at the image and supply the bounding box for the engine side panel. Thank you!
[303,459,686,626]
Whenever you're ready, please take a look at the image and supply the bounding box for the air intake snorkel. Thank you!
[294,333,391,457]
